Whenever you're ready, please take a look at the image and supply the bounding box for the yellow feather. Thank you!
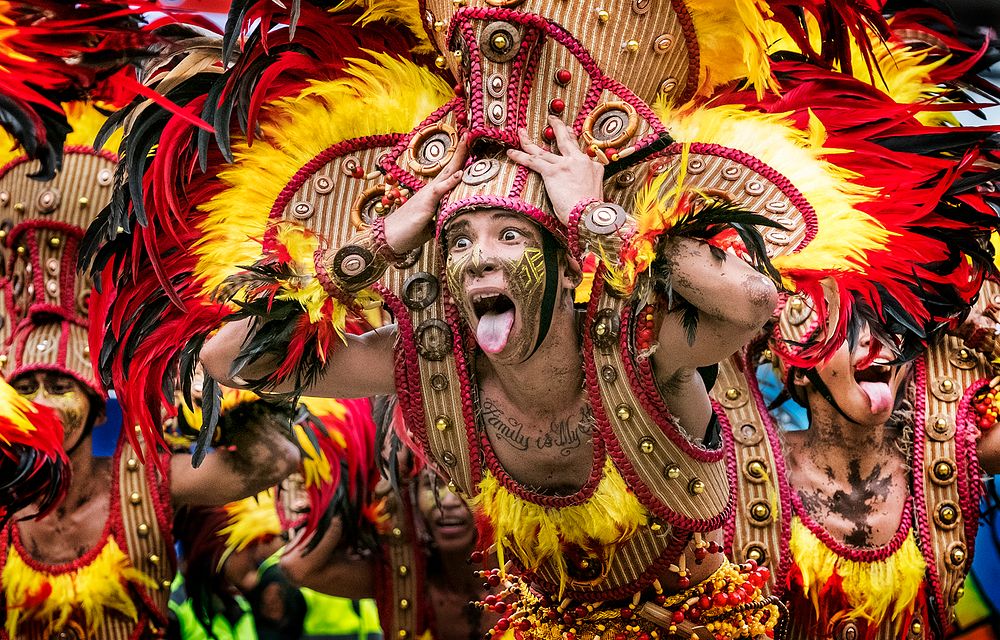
[3,537,156,636]
[194,52,452,296]
[218,489,282,560]
[0,378,41,443]
[790,517,926,635]
[331,0,433,54]
[651,102,891,289]
[472,460,648,598]
[686,0,777,100]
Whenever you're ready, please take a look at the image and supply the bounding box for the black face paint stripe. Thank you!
[802,367,856,423]
[528,231,560,359]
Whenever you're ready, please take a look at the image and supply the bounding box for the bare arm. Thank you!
[279,518,376,597]
[201,320,398,398]
[652,237,777,379]
[170,414,301,507]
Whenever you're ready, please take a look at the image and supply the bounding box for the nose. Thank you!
[467,247,499,278]
[439,486,465,509]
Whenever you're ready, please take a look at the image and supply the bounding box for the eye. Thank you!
[13,381,36,397]
[48,381,75,395]
[501,228,525,242]
[451,236,471,251]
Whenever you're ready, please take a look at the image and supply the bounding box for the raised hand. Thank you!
[506,116,605,225]
[383,134,469,253]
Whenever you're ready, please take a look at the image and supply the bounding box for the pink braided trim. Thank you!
[911,358,944,627]
[311,247,352,305]
[722,403,739,554]
[509,529,693,603]
[792,490,915,562]
[566,197,600,260]
[668,0,701,104]
[956,378,988,572]
[584,272,733,531]
[664,142,819,252]
[622,303,725,463]
[442,294,483,488]
[437,194,567,245]
[370,215,403,262]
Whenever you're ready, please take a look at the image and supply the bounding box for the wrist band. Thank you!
[371,215,404,263]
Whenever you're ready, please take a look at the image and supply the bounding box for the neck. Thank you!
[434,546,480,594]
[802,400,897,458]
[479,308,583,413]
[62,439,110,508]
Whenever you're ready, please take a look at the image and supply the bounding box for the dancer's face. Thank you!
[12,371,92,451]
[416,470,475,554]
[795,326,912,426]
[446,209,551,364]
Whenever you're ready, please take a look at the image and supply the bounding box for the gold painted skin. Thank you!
[11,372,91,450]
[445,215,549,363]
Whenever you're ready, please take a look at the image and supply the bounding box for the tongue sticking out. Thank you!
[859,381,893,414]
[477,309,515,354]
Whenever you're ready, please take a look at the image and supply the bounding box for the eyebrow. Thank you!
[447,220,471,237]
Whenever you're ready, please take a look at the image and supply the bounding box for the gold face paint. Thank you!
[12,373,90,447]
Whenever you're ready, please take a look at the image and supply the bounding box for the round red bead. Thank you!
[671,610,685,624]
[688,606,701,620]
[549,99,566,114]
[543,126,556,141]
[699,596,711,610]
[494,618,510,631]
[556,69,572,84]
[516,619,531,631]
[712,592,729,607]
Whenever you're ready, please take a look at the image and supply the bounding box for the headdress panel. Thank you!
[0,104,119,395]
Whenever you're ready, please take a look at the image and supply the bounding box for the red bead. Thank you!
[494,602,507,614]
[516,619,531,631]
[672,610,685,624]
[488,575,501,587]
[727,592,743,606]
[485,595,498,605]
[655,595,667,605]
[638,634,650,640]
[745,558,757,570]
[562,613,574,626]
[678,576,690,589]
[494,618,510,631]
[543,126,556,141]
[694,547,708,561]
[566,634,575,640]
[766,630,775,638]
[585,146,597,157]
[758,567,771,582]
[712,592,729,607]
[614,634,627,640]
[555,68,572,84]
[620,608,633,619]
[699,596,711,610]
[549,99,566,114]
[688,606,701,620]
[456,111,468,126]
[605,147,618,160]
[573,606,587,619]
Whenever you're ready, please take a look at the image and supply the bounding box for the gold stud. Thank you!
[16,245,25,255]
[48,236,61,248]
[129,492,142,505]
[958,348,971,360]
[950,546,966,565]
[453,50,462,62]
[664,464,681,479]
[0,230,5,241]
[955,586,965,602]
[934,418,949,432]
[688,478,705,495]
[747,547,763,562]
[161,580,172,590]
[934,461,954,481]
[596,8,610,22]
[747,460,766,478]
[433,20,445,31]
[13,202,24,214]
[751,503,771,521]
[434,56,446,69]
[435,416,450,432]
[790,297,804,311]
[616,404,632,420]
[398,565,409,577]
[398,631,410,640]
[910,622,922,636]
[392,527,403,538]
[0,355,6,367]
[399,598,410,610]
[595,323,608,336]
[938,504,958,525]
[625,40,640,53]
[148,554,160,565]
[639,437,655,454]
[137,523,150,537]
[941,379,954,392]
[725,388,740,401]
[491,33,509,51]
[650,522,662,532]
[78,196,89,208]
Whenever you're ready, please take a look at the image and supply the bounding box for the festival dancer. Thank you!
[84,1,998,638]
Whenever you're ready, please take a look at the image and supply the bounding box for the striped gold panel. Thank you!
[117,437,173,631]
[712,354,784,594]
[531,524,674,596]
[424,0,693,105]
[0,153,115,232]
[381,493,421,638]
[592,292,730,522]
[783,605,929,640]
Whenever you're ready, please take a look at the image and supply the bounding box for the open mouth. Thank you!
[853,362,891,385]
[854,361,894,415]
[472,293,514,319]
[472,293,516,354]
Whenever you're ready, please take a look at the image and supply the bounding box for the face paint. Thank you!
[13,373,91,449]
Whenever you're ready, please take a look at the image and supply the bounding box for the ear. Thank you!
[561,254,583,289]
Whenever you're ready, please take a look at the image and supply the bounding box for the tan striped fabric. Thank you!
[379,491,422,639]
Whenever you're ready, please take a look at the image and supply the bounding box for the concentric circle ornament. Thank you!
[313,175,335,194]
[332,245,379,287]
[408,125,458,177]
[583,102,638,149]
[36,189,60,214]
[402,272,440,310]
[487,74,506,98]
[352,186,389,229]
[583,202,627,235]
[291,201,314,220]
[462,159,501,186]
[96,168,113,186]
[415,319,452,361]
[480,21,521,63]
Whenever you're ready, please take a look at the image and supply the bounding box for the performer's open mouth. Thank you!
[435,513,471,537]
[472,291,516,354]
[853,361,894,414]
